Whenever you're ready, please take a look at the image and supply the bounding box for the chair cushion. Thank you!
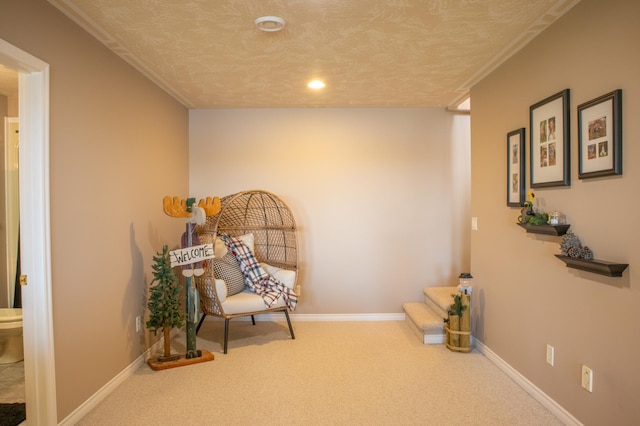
[221,288,287,315]
[214,279,227,302]
[261,263,296,290]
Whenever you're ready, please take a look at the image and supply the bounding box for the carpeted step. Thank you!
[423,286,456,318]
[403,302,446,345]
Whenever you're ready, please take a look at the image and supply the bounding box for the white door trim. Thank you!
[0,39,57,425]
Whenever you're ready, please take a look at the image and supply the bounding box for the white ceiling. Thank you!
[4,1,581,108]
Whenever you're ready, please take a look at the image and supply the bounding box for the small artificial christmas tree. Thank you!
[146,245,185,361]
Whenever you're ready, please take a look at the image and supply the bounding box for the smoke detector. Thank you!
[254,16,286,32]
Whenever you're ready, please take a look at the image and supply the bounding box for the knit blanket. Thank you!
[220,234,297,311]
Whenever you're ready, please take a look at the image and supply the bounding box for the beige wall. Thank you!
[190,108,471,313]
[470,0,639,423]
[1,0,189,421]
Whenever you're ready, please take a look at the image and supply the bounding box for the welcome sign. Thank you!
[169,243,214,267]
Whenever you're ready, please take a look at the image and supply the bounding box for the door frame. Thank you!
[0,39,57,425]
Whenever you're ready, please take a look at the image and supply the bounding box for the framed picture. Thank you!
[507,128,525,207]
[578,89,622,179]
[529,89,570,188]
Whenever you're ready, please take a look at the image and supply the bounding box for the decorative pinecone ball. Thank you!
[581,246,594,260]
[560,231,582,256]
[567,246,582,258]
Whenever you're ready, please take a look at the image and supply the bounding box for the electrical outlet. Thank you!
[581,365,593,392]
[471,217,478,231]
[136,316,142,333]
[546,344,554,366]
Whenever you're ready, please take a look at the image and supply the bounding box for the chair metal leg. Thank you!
[196,313,207,334]
[224,318,230,354]
[283,310,295,339]
[251,315,256,325]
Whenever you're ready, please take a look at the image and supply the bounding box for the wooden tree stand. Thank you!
[148,349,214,371]
[445,293,471,353]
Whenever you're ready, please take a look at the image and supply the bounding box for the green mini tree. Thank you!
[146,245,185,360]
[449,293,468,317]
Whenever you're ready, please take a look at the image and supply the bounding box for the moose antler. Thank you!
[163,195,221,218]
[163,196,189,218]
[198,196,221,217]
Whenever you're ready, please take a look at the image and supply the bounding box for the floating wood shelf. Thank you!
[555,255,629,277]
[517,223,570,236]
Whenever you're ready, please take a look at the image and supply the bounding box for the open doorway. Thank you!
[4,116,20,309]
[1,113,24,410]
[0,39,56,425]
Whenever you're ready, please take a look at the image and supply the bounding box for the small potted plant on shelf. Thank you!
[518,192,548,225]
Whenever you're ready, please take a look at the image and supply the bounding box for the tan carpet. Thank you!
[78,320,563,425]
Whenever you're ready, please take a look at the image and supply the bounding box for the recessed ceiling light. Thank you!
[307,80,326,90]
[254,16,286,32]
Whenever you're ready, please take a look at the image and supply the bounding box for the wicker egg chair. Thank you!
[194,190,298,353]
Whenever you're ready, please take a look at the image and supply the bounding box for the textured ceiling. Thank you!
[22,1,578,108]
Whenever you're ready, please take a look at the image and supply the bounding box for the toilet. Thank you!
[0,308,23,364]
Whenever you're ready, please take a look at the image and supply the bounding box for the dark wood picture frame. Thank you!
[529,89,570,188]
[578,89,622,179]
[507,128,526,207]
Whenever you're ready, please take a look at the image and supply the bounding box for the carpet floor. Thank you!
[77,320,563,425]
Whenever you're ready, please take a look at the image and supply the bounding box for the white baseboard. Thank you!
[58,330,179,426]
[290,313,406,321]
[219,312,407,322]
[473,339,583,426]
